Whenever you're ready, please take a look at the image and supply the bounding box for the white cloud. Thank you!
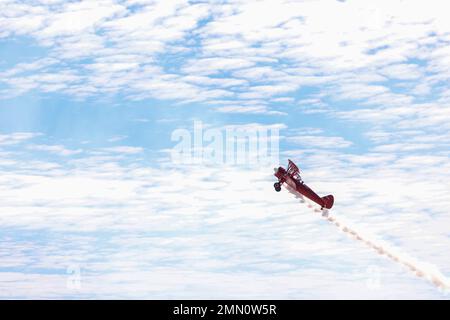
[215,104,286,115]
[1,0,450,118]
[0,136,449,298]
[107,135,127,143]
[1,0,450,298]
[102,146,143,154]
[182,58,256,76]
[379,63,422,80]
[27,144,83,156]
[0,132,42,146]
[287,134,353,149]
[38,0,125,38]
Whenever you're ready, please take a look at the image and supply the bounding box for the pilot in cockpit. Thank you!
[293,171,304,184]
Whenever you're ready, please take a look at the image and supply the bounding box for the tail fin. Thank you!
[321,195,334,209]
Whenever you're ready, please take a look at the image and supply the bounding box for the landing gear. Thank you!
[274,182,281,192]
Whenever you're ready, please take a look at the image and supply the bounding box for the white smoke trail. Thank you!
[325,213,450,291]
[285,185,450,292]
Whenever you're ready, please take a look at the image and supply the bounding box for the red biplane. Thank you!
[273,159,334,210]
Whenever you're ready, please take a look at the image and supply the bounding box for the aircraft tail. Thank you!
[321,195,334,209]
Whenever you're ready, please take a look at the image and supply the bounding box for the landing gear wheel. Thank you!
[274,182,281,192]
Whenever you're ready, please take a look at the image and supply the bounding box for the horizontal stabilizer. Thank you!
[321,195,334,209]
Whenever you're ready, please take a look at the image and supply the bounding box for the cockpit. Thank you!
[287,159,303,184]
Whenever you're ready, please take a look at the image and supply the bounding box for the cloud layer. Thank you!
[1,0,450,299]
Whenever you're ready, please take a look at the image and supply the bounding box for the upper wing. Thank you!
[287,159,300,176]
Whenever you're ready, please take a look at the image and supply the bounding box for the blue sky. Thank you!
[1,0,450,299]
